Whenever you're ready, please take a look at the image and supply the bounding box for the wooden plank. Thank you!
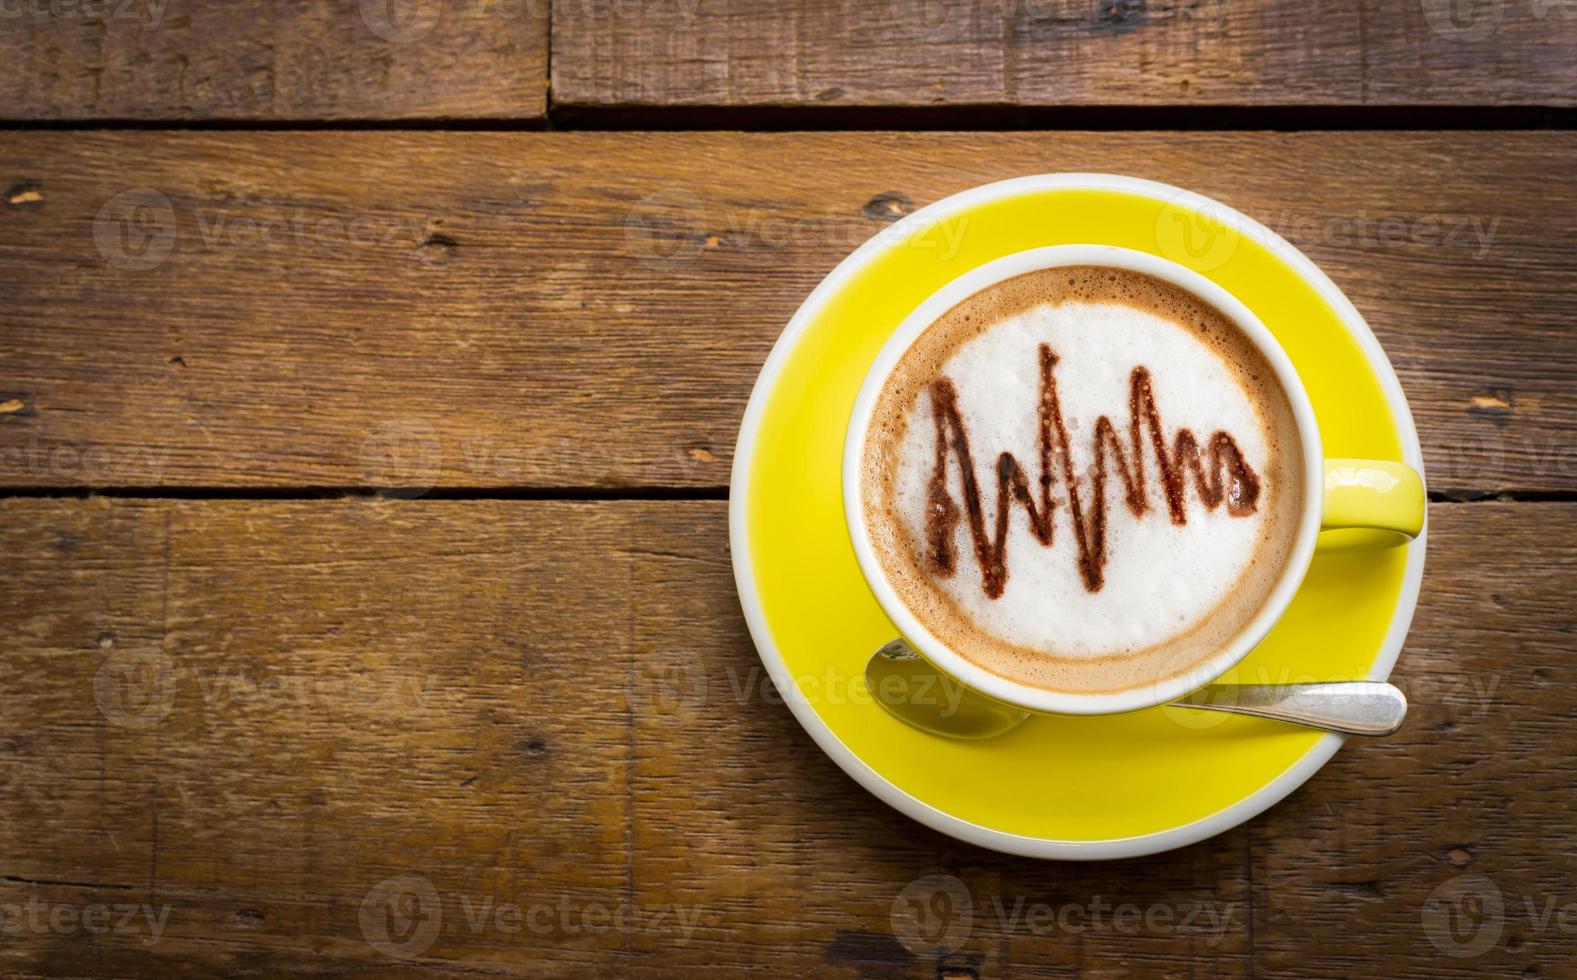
[0,498,1569,974]
[551,0,1577,109]
[0,131,1572,492]
[0,498,635,976]
[0,0,547,120]
[1253,501,1577,977]
[625,502,1255,976]
[627,500,1577,975]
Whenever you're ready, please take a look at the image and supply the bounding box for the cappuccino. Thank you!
[859,266,1305,695]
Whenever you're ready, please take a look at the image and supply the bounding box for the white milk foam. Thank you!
[889,301,1268,656]
[861,266,1304,694]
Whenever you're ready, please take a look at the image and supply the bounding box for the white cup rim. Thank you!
[841,244,1326,715]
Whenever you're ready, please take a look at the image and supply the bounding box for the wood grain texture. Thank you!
[1,131,1572,493]
[0,498,1569,975]
[551,0,1577,109]
[0,0,547,120]
[1254,506,1577,977]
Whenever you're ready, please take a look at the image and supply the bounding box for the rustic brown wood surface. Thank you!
[0,499,1570,977]
[551,0,1577,110]
[2,131,1573,494]
[3,1,1573,977]
[0,0,548,120]
[5,0,1574,120]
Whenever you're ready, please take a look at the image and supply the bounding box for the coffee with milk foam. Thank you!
[861,266,1305,695]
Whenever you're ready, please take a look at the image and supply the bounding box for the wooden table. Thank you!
[2,2,1574,976]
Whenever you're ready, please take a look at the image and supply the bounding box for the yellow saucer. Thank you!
[729,175,1426,859]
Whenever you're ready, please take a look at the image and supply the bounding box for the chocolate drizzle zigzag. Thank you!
[924,342,1262,597]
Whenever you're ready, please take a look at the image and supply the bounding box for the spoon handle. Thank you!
[1171,681,1408,736]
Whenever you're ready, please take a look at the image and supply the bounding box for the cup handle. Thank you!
[1318,458,1425,553]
